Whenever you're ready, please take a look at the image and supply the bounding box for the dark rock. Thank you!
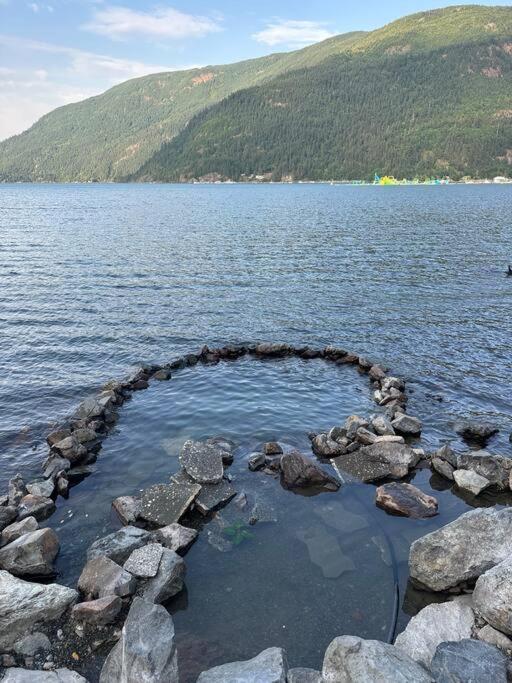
[52,436,87,465]
[42,454,70,481]
[431,639,507,683]
[180,440,224,484]
[332,442,420,483]
[280,452,340,492]
[124,543,163,578]
[355,427,377,445]
[153,368,172,381]
[78,555,136,599]
[99,597,178,683]
[456,451,511,490]
[86,525,151,564]
[456,421,499,446]
[376,482,438,518]
[336,353,359,364]
[46,428,71,447]
[112,495,141,525]
[72,595,122,625]
[371,415,395,436]
[197,647,287,682]
[255,342,292,357]
[17,495,55,522]
[8,474,28,506]
[137,548,185,604]
[194,480,237,515]
[248,453,266,471]
[56,476,69,497]
[264,442,283,456]
[431,457,455,481]
[369,364,386,381]
[139,482,201,527]
[71,427,99,444]
[66,465,94,483]
[0,506,17,532]
[436,444,458,468]
[206,436,235,465]
[391,414,422,437]
[1,516,38,547]
[358,356,373,370]
[311,434,346,457]
[131,378,149,390]
[345,415,369,440]
[381,376,405,392]
[152,523,197,555]
[323,346,348,359]
[0,528,59,577]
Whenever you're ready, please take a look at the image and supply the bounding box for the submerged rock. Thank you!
[409,507,512,591]
[333,442,419,483]
[112,495,141,525]
[473,556,512,636]
[140,482,201,527]
[197,647,287,682]
[0,527,59,577]
[78,555,136,599]
[151,523,197,555]
[87,525,150,564]
[248,453,266,471]
[322,635,433,683]
[431,639,508,683]
[100,597,178,683]
[296,525,355,579]
[456,421,499,445]
[375,482,438,518]
[453,469,490,496]
[280,452,340,492]
[0,570,77,650]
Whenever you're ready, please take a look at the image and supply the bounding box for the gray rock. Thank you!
[456,421,499,445]
[151,523,197,555]
[100,597,178,683]
[14,632,51,656]
[87,525,151,563]
[72,595,122,625]
[74,397,104,421]
[52,436,88,465]
[394,600,475,667]
[436,444,457,468]
[280,452,340,491]
[477,624,512,653]
[287,668,322,683]
[2,669,87,682]
[8,474,28,506]
[137,547,185,604]
[0,570,77,650]
[391,414,422,436]
[124,543,163,578]
[376,482,438,518]
[371,415,395,436]
[369,364,386,381]
[453,469,490,496]
[322,635,433,682]
[180,440,224,484]
[46,428,71,447]
[355,428,377,445]
[431,639,508,683]
[456,451,511,490]
[17,494,55,522]
[42,455,70,481]
[26,479,55,499]
[248,453,267,471]
[409,507,512,591]
[0,527,59,577]
[194,480,237,515]
[139,482,200,527]
[296,525,355,578]
[381,376,405,392]
[431,457,454,480]
[0,506,18,531]
[344,415,369,440]
[78,555,137,599]
[473,556,512,635]
[374,435,405,444]
[197,647,287,682]
[1,516,38,547]
[255,342,292,357]
[153,368,172,380]
[332,442,419,483]
[311,434,346,457]
[112,495,141,525]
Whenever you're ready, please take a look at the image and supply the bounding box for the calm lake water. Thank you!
[1,183,512,679]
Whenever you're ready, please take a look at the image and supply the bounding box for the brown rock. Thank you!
[376,482,438,518]
[264,442,283,456]
[72,596,122,625]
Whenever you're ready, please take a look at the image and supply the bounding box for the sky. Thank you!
[0,0,510,140]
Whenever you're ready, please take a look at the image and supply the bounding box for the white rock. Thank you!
[453,469,491,496]
[197,647,287,682]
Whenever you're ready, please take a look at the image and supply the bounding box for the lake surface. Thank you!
[1,183,512,678]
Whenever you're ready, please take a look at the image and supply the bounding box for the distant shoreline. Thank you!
[1,178,512,186]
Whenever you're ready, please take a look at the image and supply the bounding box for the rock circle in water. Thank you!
[375,482,438,518]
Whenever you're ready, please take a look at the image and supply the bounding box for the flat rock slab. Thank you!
[332,442,419,483]
[376,482,438,518]
[87,525,151,564]
[197,647,287,682]
[296,525,355,579]
[172,469,236,515]
[431,639,508,683]
[124,543,163,578]
[179,440,225,484]
[140,482,201,527]
[314,501,368,535]
[0,527,59,577]
[409,507,512,591]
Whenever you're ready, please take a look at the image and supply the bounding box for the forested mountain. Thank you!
[1,5,512,182]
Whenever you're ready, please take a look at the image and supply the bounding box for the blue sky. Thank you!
[0,0,510,140]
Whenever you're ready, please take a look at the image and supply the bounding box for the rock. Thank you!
[311,434,346,458]
[17,495,55,522]
[436,444,458,467]
[375,483,438,518]
[327,426,347,443]
[409,507,512,591]
[46,428,71,447]
[73,397,104,421]
[207,530,233,553]
[456,421,499,445]
[355,428,377,445]
[52,436,87,465]
[280,452,340,491]
[197,647,287,682]
[8,474,28,506]
[0,570,77,650]
[26,479,54,499]
[100,597,178,683]
[477,624,512,652]
[264,442,283,456]
[382,376,405,391]
[0,528,59,577]
[255,342,292,357]
[137,547,185,604]
[473,556,512,635]
[374,435,405,444]
[395,600,475,667]
[1,516,38,547]
[86,525,151,563]
[453,469,491,496]
[344,415,369,440]
[72,595,122,625]
[179,440,224,484]
[124,543,163,578]
[153,368,171,380]
[391,414,422,436]
[431,457,454,480]
[14,631,51,656]
[42,455,70,481]
[322,635,433,683]
[0,506,18,532]
[369,364,386,381]
[139,482,201,527]
[248,453,267,471]
[151,523,197,555]
[456,451,511,490]
[431,639,508,683]
[78,555,136,599]
[194,480,237,515]
[2,669,87,682]
[287,668,322,683]
[112,495,141,525]
[66,465,94,483]
[332,442,419,483]
[371,415,395,436]
[296,525,355,578]
[72,427,99,444]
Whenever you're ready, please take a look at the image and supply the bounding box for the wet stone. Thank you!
[248,453,266,471]
[332,442,419,483]
[72,596,122,626]
[17,495,55,522]
[78,555,136,599]
[0,528,59,577]
[180,440,224,484]
[0,506,17,532]
[376,482,438,518]
[112,495,141,525]
[152,523,198,555]
[1,516,38,547]
[391,414,422,436]
[453,469,490,496]
[86,525,151,564]
[431,639,507,683]
[26,480,54,499]
[137,547,185,604]
[431,457,454,480]
[264,442,283,456]
[140,482,201,527]
[124,543,163,578]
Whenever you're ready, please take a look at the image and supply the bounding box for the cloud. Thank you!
[253,20,335,47]
[84,4,222,40]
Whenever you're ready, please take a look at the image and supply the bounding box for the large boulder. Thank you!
[78,555,137,599]
[1,516,38,547]
[431,639,508,683]
[456,451,511,490]
[322,635,433,682]
[375,482,438,518]
[394,600,475,668]
[86,525,151,563]
[333,442,419,483]
[453,469,490,496]
[0,570,77,649]
[179,440,224,484]
[99,597,178,682]
[17,494,55,522]
[0,528,59,577]
[409,507,512,591]
[280,452,340,492]
[473,557,512,635]
[197,647,287,682]
[2,669,87,682]
[137,547,185,604]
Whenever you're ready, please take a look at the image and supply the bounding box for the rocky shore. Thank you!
[0,342,510,681]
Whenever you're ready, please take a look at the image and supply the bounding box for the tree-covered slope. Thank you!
[0,31,364,182]
[134,5,512,182]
